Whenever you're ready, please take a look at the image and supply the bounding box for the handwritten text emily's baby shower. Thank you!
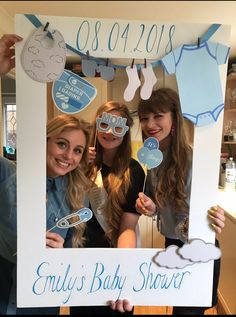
[32,261,190,304]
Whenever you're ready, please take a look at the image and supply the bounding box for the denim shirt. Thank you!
[0,157,71,264]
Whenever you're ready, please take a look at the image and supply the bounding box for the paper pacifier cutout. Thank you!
[52,70,97,113]
[96,112,129,137]
[48,207,93,232]
[21,26,66,83]
[137,137,163,169]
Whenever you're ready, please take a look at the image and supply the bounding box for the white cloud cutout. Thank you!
[177,239,221,263]
[153,239,221,269]
[153,245,193,269]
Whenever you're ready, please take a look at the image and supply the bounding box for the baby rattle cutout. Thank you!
[21,25,66,83]
[96,112,129,137]
[48,207,93,232]
[137,137,163,191]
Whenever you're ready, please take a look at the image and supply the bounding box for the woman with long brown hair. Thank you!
[136,88,225,315]
[69,101,145,315]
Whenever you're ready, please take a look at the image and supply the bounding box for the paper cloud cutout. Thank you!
[153,245,193,269]
[177,239,221,263]
[137,137,163,169]
[138,147,163,169]
[153,238,221,269]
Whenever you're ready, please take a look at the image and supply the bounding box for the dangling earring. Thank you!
[171,125,175,136]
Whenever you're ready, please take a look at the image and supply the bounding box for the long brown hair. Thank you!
[47,114,91,247]
[88,101,134,246]
[138,88,193,211]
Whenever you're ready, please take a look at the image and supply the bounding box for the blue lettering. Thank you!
[133,262,190,292]
[32,262,86,304]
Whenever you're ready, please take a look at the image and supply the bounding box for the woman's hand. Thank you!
[208,205,225,234]
[88,146,96,165]
[0,34,23,75]
[109,299,133,313]
[46,231,64,248]
[136,192,156,217]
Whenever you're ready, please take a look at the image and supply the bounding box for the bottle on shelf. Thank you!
[224,157,236,191]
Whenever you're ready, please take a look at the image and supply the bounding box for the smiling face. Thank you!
[140,111,173,143]
[46,128,86,178]
[96,110,124,151]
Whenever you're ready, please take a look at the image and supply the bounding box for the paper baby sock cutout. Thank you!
[21,26,66,83]
[140,64,157,100]
[124,65,141,102]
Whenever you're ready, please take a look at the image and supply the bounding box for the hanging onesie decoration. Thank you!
[21,26,66,83]
[52,70,97,113]
[137,137,163,191]
[161,41,230,126]
[96,112,129,137]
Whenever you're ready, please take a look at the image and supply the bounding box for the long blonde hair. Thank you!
[47,114,92,247]
[138,88,193,211]
[88,101,133,246]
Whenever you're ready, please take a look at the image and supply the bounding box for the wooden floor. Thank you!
[60,305,217,315]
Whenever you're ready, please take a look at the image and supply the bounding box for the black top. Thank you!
[84,158,145,247]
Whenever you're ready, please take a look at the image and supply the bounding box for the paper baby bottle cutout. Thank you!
[96,112,129,137]
[52,70,97,113]
[21,25,66,83]
[48,207,93,232]
[137,137,163,169]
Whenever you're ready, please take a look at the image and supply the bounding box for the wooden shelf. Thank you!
[224,108,236,112]
[223,141,236,144]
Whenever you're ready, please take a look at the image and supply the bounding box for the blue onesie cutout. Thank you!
[161,41,230,126]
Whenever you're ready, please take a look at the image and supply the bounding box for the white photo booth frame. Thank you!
[15,14,230,307]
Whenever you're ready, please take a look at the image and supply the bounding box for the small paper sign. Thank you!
[137,137,163,169]
[52,70,97,114]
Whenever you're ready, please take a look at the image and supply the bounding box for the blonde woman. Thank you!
[0,114,91,314]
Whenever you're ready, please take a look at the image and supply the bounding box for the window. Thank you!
[3,103,16,156]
